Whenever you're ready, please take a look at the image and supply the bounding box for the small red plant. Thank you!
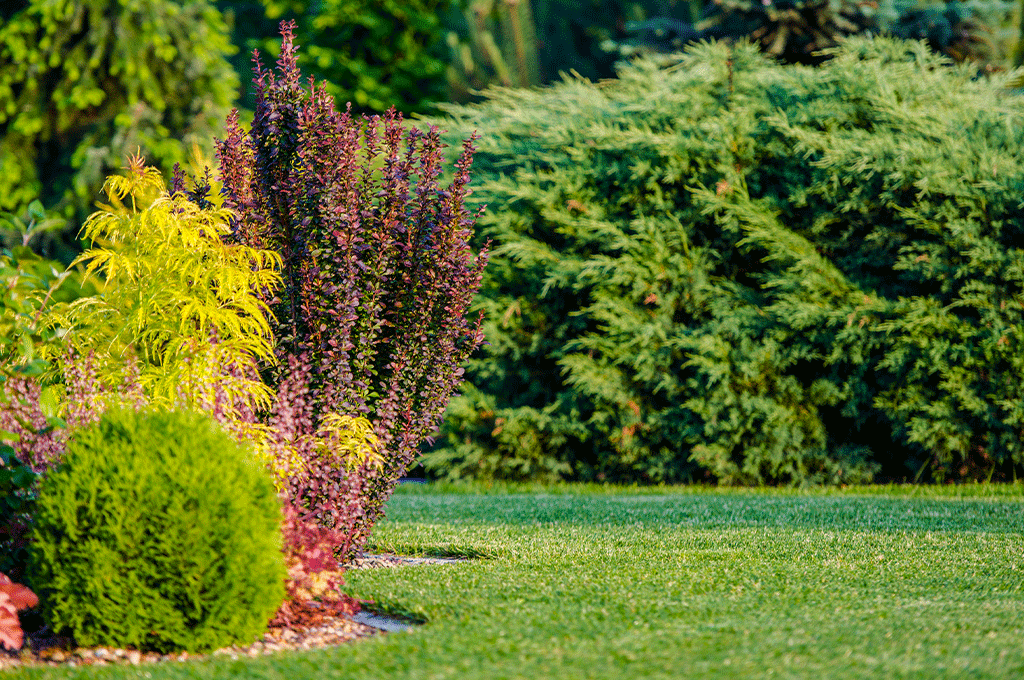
[0,573,38,651]
[270,503,361,628]
[264,355,366,628]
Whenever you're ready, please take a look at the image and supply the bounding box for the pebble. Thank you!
[0,552,435,670]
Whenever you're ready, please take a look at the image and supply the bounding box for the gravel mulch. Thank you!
[0,552,461,670]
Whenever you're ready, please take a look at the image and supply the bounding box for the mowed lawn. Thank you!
[16,484,1024,679]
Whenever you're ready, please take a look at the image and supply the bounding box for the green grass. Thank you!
[14,484,1024,679]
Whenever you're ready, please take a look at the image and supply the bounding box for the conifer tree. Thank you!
[424,37,1024,485]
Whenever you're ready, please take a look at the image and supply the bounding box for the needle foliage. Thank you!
[423,37,1024,485]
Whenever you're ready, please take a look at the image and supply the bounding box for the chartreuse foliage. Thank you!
[1,156,283,487]
[1,159,283,584]
[53,155,282,442]
[0,0,237,234]
[422,37,1024,485]
[28,407,285,654]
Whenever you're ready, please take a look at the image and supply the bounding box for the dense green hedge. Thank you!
[422,38,1024,485]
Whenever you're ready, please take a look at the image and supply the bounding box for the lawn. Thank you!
[13,483,1024,679]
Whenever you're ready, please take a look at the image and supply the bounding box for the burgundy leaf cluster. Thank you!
[209,21,488,558]
[0,375,65,474]
[0,353,147,474]
[260,353,370,625]
[270,501,361,628]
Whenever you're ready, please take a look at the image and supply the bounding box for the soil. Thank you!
[0,552,454,670]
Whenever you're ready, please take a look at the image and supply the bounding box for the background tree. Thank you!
[219,0,453,115]
[0,0,238,261]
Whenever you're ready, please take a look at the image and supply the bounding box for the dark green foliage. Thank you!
[889,1,996,66]
[423,38,1024,485]
[0,0,238,236]
[605,1,997,70]
[444,0,708,101]
[0,244,90,376]
[1,227,97,395]
[528,0,706,80]
[0,199,70,263]
[698,0,879,64]
[444,0,545,99]
[237,0,452,114]
[28,408,285,653]
[0,444,39,581]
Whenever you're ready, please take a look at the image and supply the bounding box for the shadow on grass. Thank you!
[362,543,492,560]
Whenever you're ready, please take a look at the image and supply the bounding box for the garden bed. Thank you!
[0,552,465,670]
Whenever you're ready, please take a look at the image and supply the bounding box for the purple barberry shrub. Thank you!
[210,21,487,558]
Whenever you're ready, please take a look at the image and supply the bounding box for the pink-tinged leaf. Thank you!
[0,583,38,611]
[303,548,336,574]
[0,598,23,651]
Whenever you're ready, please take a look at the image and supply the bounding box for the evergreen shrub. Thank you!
[28,407,285,653]
[423,37,1024,485]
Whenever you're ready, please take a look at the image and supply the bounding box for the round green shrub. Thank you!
[28,407,286,653]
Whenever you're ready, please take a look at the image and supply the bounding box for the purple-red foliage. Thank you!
[212,21,488,556]
[0,353,147,473]
[264,354,369,623]
[0,572,37,651]
[0,375,65,474]
[270,502,361,628]
[266,354,371,554]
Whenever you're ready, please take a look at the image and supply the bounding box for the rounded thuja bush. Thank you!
[28,407,286,653]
